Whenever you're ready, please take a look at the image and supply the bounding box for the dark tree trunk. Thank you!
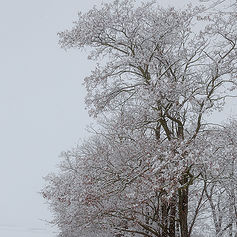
[161,199,168,237]
[178,174,189,237]
[169,196,176,237]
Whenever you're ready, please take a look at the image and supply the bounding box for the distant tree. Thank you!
[42,0,237,236]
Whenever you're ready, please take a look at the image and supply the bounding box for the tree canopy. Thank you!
[42,0,237,236]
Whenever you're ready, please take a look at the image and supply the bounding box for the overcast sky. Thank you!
[0,0,236,237]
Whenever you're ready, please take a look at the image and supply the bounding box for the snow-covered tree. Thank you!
[42,0,237,236]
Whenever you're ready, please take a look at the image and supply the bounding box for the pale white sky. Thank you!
[0,0,236,236]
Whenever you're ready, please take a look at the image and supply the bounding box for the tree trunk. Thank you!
[178,174,189,237]
[161,199,168,237]
[169,195,176,237]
